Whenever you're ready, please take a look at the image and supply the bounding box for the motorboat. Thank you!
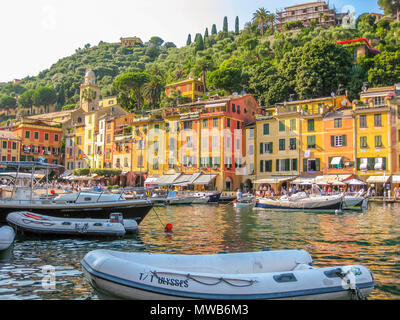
[0,162,153,224]
[219,191,237,203]
[166,191,195,205]
[255,192,343,212]
[0,225,15,251]
[148,191,168,207]
[81,249,375,300]
[6,211,138,237]
[192,193,209,204]
[342,191,367,210]
[192,192,221,204]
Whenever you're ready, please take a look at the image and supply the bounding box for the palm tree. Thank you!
[144,75,165,109]
[195,55,213,93]
[267,12,275,34]
[253,8,269,37]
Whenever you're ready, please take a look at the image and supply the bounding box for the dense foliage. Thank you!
[1,5,400,113]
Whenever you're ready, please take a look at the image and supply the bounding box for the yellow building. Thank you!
[0,130,21,162]
[147,116,166,178]
[255,104,301,192]
[242,122,256,190]
[354,86,397,193]
[165,78,205,101]
[290,95,351,177]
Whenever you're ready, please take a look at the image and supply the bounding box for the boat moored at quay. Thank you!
[0,162,153,224]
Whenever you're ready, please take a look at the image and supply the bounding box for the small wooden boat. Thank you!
[233,199,255,208]
[6,212,138,237]
[0,225,15,251]
[81,249,374,300]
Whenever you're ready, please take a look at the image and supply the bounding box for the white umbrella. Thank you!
[332,181,346,186]
[345,179,366,185]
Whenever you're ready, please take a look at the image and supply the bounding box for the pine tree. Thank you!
[186,34,192,46]
[211,24,217,35]
[235,16,240,35]
[204,27,209,39]
[223,16,228,33]
[194,33,204,52]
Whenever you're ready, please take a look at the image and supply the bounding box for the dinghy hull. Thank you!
[81,249,374,300]
[0,226,15,251]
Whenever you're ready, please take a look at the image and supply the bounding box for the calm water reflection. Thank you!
[0,202,399,300]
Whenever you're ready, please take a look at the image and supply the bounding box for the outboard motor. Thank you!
[109,213,124,224]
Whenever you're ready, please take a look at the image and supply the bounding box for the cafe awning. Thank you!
[155,173,181,186]
[292,177,317,185]
[144,177,159,185]
[392,175,400,183]
[192,174,217,185]
[173,174,193,186]
[255,176,297,185]
[331,157,343,165]
[315,174,352,185]
[366,175,391,184]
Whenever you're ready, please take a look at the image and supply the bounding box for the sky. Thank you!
[0,0,382,83]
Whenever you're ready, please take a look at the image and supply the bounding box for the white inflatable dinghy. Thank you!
[6,212,137,237]
[81,249,374,300]
[0,225,15,251]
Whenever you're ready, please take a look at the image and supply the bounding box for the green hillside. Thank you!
[1,10,400,114]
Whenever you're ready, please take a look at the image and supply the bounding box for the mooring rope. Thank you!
[151,270,256,287]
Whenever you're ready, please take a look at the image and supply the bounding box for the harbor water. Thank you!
[0,202,399,300]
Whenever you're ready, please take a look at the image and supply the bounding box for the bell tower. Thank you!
[80,69,100,112]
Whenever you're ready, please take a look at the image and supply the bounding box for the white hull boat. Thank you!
[6,212,138,237]
[0,225,15,251]
[81,249,374,300]
[342,196,366,210]
[233,200,255,208]
[255,193,343,212]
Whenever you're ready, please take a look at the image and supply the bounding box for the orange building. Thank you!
[12,119,62,164]
[0,130,21,162]
[322,108,355,176]
[165,78,205,101]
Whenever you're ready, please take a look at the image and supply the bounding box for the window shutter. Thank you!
[331,136,335,147]
[357,158,361,170]
[285,159,290,171]
[383,157,386,170]
[270,142,273,154]
[303,159,308,173]
[260,160,264,173]
[276,159,280,172]
[342,135,347,146]
[367,158,375,170]
[315,158,320,171]
[260,143,263,155]
[328,157,332,169]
